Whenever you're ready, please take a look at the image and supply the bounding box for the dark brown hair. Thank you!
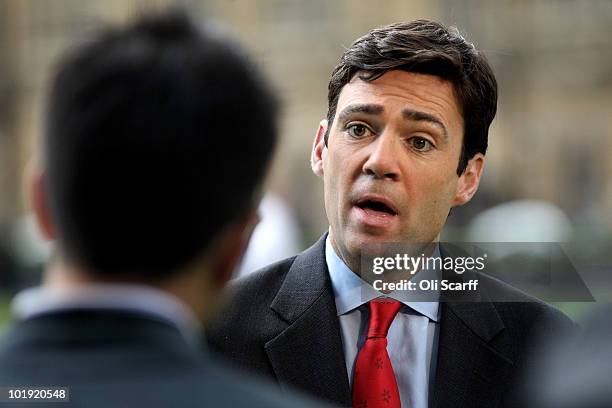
[325,20,497,174]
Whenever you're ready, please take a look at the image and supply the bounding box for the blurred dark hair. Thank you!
[44,9,278,277]
[325,19,497,174]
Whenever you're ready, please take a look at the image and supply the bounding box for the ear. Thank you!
[310,119,328,178]
[28,164,55,241]
[210,209,260,288]
[452,153,485,207]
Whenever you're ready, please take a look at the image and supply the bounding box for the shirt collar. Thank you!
[11,284,203,344]
[325,236,440,322]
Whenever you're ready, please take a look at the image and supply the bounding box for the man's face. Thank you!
[311,70,484,267]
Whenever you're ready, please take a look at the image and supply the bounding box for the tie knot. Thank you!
[366,298,402,338]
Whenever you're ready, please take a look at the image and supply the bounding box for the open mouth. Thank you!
[355,198,398,216]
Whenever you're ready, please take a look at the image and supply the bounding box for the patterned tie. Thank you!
[352,298,402,408]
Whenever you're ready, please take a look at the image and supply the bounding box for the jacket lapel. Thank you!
[264,240,515,407]
[265,235,352,407]
[432,244,514,407]
[432,302,513,408]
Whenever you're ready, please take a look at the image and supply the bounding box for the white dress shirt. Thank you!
[325,237,440,408]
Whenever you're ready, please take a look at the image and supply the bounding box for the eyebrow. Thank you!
[336,103,384,124]
[336,103,449,141]
[402,109,448,140]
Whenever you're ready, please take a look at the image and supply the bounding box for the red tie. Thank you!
[352,298,402,408]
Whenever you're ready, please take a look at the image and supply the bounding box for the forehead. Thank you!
[335,70,464,133]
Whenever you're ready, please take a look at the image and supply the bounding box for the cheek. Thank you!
[323,159,338,198]
[324,146,352,195]
[322,157,343,221]
[413,171,459,213]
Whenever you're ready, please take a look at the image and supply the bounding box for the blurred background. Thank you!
[1,0,611,328]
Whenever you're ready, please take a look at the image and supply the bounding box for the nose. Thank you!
[362,132,400,181]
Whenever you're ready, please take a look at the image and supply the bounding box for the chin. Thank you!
[347,231,397,249]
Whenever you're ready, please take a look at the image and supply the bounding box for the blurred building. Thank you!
[1,0,611,292]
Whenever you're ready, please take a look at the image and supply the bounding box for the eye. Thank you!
[409,136,433,152]
[346,123,371,139]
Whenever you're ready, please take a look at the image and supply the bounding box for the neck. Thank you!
[43,254,214,322]
[328,230,439,287]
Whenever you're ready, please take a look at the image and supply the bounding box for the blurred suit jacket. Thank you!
[207,234,575,408]
[0,309,320,408]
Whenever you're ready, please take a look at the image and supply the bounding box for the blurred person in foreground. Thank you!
[207,20,575,407]
[0,9,319,408]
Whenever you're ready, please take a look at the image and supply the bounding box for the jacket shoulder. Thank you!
[477,272,574,330]
[229,256,297,298]
[473,272,577,368]
[205,256,298,371]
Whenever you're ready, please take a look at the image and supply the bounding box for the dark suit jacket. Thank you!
[0,309,319,408]
[207,235,575,407]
